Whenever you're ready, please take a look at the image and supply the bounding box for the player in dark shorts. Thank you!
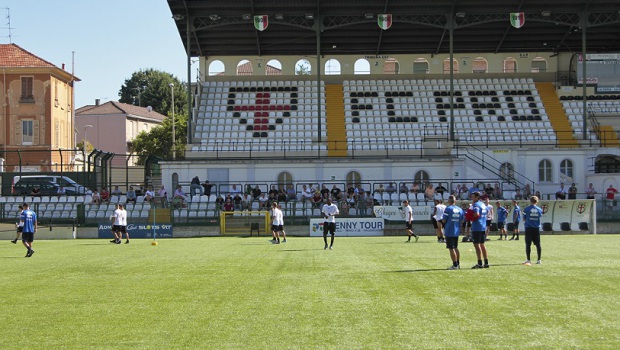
[20,203,37,257]
[11,205,24,244]
[522,196,543,265]
[470,192,489,269]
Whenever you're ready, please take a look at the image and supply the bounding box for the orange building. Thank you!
[0,44,78,172]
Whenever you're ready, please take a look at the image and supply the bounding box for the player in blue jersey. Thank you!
[20,203,38,257]
[522,196,544,265]
[470,192,489,268]
[510,199,521,241]
[442,195,464,270]
[496,201,509,240]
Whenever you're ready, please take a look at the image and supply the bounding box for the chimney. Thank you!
[95,99,100,106]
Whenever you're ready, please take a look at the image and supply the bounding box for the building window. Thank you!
[277,171,293,186]
[22,120,34,145]
[346,171,361,186]
[21,77,34,103]
[538,159,552,182]
[414,170,430,184]
[560,159,573,181]
[413,58,429,74]
[499,162,515,181]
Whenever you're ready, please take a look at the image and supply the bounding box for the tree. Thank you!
[118,68,188,116]
[130,113,187,164]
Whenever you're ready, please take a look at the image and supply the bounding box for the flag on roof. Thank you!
[510,12,525,29]
[254,15,268,31]
[378,14,392,30]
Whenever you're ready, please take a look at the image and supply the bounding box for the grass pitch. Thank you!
[1,235,619,349]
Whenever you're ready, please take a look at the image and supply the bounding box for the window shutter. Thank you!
[33,120,40,145]
[14,120,21,145]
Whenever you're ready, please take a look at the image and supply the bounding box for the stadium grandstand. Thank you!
[157,0,620,226]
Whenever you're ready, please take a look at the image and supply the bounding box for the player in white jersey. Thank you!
[434,200,447,243]
[484,197,494,241]
[321,198,339,250]
[120,204,129,244]
[270,202,285,244]
[402,200,418,242]
[110,204,123,244]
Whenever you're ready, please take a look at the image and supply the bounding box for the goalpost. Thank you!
[219,211,271,236]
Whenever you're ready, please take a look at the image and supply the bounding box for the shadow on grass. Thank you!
[391,263,522,273]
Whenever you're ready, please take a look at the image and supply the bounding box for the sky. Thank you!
[0,0,192,108]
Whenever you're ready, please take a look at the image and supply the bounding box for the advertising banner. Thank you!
[97,223,173,239]
[552,201,573,231]
[373,205,432,222]
[309,218,384,237]
[570,200,594,231]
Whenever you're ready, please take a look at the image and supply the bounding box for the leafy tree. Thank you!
[76,140,94,153]
[130,113,187,164]
[296,63,311,75]
[118,68,188,116]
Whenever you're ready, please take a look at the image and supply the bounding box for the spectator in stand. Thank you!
[144,186,155,203]
[30,185,41,198]
[410,183,420,195]
[312,191,323,209]
[331,185,342,201]
[258,192,270,209]
[215,195,224,209]
[345,184,355,198]
[57,186,66,197]
[357,190,368,215]
[90,189,101,205]
[251,185,262,200]
[568,183,578,200]
[111,186,122,202]
[230,184,241,195]
[452,184,463,196]
[435,182,448,198]
[484,183,494,199]
[346,192,356,208]
[425,183,435,201]
[223,197,234,212]
[399,182,409,194]
[286,185,297,202]
[513,188,523,200]
[301,185,313,202]
[100,187,111,204]
[157,185,168,207]
[555,183,567,200]
[202,181,214,197]
[534,191,542,199]
[605,184,617,210]
[268,185,279,198]
[268,191,278,206]
[277,187,287,203]
[374,184,385,195]
[233,193,243,211]
[585,183,597,199]
[494,183,503,200]
[190,176,203,198]
[126,186,137,205]
[243,192,254,210]
[320,185,330,199]
[523,183,532,200]
[386,183,396,195]
[173,185,187,208]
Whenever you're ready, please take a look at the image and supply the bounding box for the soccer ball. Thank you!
[523,262,532,266]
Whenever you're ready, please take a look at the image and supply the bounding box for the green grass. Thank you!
[1,235,619,349]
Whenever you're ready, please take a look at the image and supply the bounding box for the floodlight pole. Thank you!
[580,12,588,141]
[169,83,176,160]
[449,16,455,142]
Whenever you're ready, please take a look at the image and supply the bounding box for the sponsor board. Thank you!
[309,218,384,237]
[97,223,173,239]
[373,205,432,222]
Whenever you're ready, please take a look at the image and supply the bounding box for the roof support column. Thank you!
[316,12,322,144]
[580,12,588,141]
[449,17,455,142]
[187,15,193,144]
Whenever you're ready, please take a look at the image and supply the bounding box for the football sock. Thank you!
[453,261,458,267]
[526,246,531,260]
[484,259,489,265]
[477,260,482,266]
[536,246,541,260]
[457,260,460,266]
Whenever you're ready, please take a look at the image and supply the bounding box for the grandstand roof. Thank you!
[168,0,620,57]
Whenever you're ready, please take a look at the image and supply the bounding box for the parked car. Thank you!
[12,175,85,195]
[12,178,79,196]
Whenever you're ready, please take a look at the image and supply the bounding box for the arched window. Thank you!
[277,171,293,186]
[499,162,515,181]
[503,57,517,73]
[325,59,341,75]
[236,59,253,76]
[414,170,430,184]
[208,60,225,76]
[538,159,552,182]
[443,58,459,74]
[531,57,547,73]
[383,58,399,74]
[472,57,488,73]
[266,59,282,75]
[560,159,574,181]
[413,58,429,74]
[346,171,362,186]
[354,58,370,75]
[295,59,312,75]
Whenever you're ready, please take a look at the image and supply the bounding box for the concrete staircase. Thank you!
[536,82,579,148]
[325,84,348,157]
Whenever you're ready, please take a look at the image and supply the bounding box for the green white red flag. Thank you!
[254,15,268,31]
[510,12,525,29]
[378,14,392,30]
